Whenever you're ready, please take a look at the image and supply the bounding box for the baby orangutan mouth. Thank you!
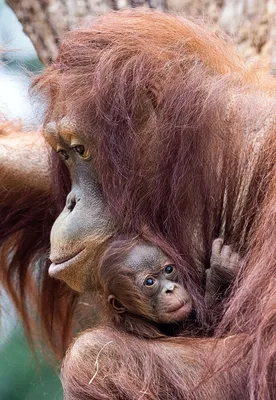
[156,285,193,323]
[164,299,192,319]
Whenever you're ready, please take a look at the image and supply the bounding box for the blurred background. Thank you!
[0,0,275,398]
[0,1,62,398]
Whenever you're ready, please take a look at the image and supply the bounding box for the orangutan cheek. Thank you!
[50,189,109,254]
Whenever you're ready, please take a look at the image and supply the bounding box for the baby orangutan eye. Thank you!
[164,265,174,274]
[58,149,69,161]
[144,277,156,287]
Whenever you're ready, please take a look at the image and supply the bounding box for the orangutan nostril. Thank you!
[67,197,76,212]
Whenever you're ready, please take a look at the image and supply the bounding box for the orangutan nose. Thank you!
[66,192,80,212]
[66,196,76,212]
[164,282,176,294]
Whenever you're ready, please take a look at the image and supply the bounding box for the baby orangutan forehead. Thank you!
[125,243,169,272]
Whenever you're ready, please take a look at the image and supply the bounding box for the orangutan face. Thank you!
[107,243,193,323]
[44,118,113,292]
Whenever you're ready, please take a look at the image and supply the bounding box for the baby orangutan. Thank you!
[98,237,240,337]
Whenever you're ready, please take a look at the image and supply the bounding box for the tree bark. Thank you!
[166,0,275,68]
[6,0,115,64]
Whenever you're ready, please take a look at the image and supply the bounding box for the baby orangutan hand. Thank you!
[205,238,241,310]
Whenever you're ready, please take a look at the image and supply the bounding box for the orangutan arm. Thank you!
[0,124,51,203]
[62,327,249,400]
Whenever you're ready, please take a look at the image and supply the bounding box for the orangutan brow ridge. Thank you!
[44,119,90,160]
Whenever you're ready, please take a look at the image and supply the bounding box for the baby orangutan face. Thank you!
[107,243,193,324]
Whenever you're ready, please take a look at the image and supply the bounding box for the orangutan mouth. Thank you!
[49,249,86,277]
[167,301,185,313]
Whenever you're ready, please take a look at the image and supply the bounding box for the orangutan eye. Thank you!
[164,265,174,274]
[144,277,156,287]
[73,145,85,156]
[58,149,69,161]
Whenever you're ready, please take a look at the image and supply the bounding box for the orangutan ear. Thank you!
[108,295,126,313]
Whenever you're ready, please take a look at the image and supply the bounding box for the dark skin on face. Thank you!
[44,118,113,292]
[107,243,193,324]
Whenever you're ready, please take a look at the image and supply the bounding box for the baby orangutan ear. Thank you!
[108,295,126,314]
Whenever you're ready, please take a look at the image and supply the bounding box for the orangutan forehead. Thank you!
[43,117,82,150]
[125,244,170,272]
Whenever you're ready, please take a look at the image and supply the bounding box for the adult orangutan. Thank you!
[0,9,276,400]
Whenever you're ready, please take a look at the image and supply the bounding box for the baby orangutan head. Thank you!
[98,237,193,325]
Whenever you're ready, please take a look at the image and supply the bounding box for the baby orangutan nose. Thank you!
[164,281,177,294]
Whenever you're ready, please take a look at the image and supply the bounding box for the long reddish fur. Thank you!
[0,9,276,398]
[62,327,249,400]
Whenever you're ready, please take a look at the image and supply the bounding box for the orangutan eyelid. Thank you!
[56,146,72,165]
[69,137,91,160]
[108,295,126,313]
[71,144,91,160]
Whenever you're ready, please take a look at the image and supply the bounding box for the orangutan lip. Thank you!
[49,249,85,276]
[167,301,185,313]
